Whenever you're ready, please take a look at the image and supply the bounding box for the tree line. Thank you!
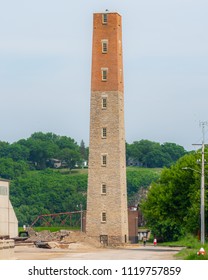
[0,132,187,180]
[0,132,88,177]
[126,139,187,168]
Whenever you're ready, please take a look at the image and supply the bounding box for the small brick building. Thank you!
[128,208,139,243]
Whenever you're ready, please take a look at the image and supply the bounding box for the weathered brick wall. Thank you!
[128,210,139,244]
[91,13,123,92]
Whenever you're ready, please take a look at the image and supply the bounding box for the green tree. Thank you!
[126,139,187,168]
[141,152,207,241]
[0,158,29,179]
[80,140,87,160]
[59,148,81,171]
[16,132,81,170]
[55,135,79,151]
[5,143,30,161]
[30,132,59,142]
[161,142,186,166]
[0,141,10,157]
[26,138,59,169]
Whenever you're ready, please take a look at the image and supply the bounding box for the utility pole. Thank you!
[200,121,207,245]
[80,204,83,232]
[193,121,208,244]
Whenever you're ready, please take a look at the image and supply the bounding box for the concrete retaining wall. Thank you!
[0,180,18,238]
[0,239,15,259]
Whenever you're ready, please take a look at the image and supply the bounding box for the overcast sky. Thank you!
[1,0,208,150]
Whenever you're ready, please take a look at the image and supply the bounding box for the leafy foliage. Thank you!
[0,133,187,173]
[0,158,29,179]
[0,132,189,232]
[141,151,208,241]
[127,167,160,195]
[0,132,85,171]
[10,169,88,226]
[10,167,160,226]
[126,140,187,168]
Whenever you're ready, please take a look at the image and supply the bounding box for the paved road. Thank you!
[14,245,181,260]
[54,246,181,260]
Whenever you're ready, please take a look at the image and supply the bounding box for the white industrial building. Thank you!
[0,179,18,238]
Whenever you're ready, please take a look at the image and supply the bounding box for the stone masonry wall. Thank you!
[86,13,128,245]
[86,12,128,245]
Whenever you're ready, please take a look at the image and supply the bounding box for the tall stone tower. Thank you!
[86,12,129,245]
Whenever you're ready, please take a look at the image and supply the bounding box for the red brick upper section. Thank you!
[91,13,124,92]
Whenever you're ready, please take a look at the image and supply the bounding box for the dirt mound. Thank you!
[26,229,102,249]
[63,231,102,249]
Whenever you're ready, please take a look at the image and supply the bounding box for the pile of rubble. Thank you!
[26,228,69,242]
[25,228,102,250]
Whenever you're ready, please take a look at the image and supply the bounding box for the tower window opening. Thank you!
[102,13,108,24]
[101,212,107,222]
[101,154,107,166]
[102,40,108,53]
[101,184,107,194]
[102,127,107,138]
[102,97,107,109]
[101,68,108,81]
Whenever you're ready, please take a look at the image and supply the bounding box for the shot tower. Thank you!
[86,12,129,245]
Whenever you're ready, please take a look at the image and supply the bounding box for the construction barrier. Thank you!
[197,247,206,256]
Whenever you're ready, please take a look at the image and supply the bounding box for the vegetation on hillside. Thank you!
[0,131,190,234]
[127,167,161,204]
[9,167,160,226]
[10,169,87,226]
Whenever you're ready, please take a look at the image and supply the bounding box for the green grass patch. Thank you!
[33,226,80,232]
[19,226,80,232]
[126,166,162,173]
[161,234,208,260]
[185,253,208,260]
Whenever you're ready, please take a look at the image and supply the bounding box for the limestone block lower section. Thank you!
[0,239,15,260]
[89,234,128,246]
